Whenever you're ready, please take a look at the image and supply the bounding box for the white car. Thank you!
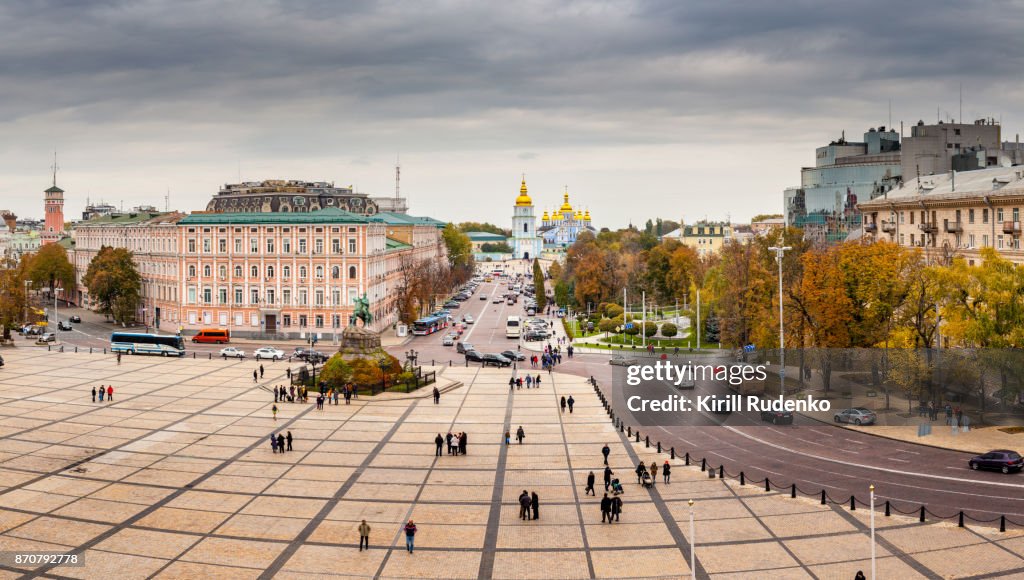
[463,314,475,324]
[219,347,246,359]
[253,347,285,361]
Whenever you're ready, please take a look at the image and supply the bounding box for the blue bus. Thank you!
[110,332,186,357]
[412,315,449,336]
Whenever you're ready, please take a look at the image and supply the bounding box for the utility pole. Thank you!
[641,290,646,348]
[696,288,701,350]
[768,244,792,395]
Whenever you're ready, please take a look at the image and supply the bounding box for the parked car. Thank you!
[480,294,488,300]
[442,334,455,346]
[609,355,639,367]
[464,350,485,362]
[463,314,474,324]
[456,342,474,354]
[219,347,246,359]
[833,408,877,426]
[501,350,526,361]
[444,301,460,309]
[37,332,56,343]
[969,450,1023,474]
[57,321,72,331]
[481,353,512,367]
[760,410,794,424]
[69,315,81,323]
[523,331,546,342]
[493,296,503,303]
[253,347,285,361]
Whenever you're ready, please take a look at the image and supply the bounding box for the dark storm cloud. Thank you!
[1,0,1022,223]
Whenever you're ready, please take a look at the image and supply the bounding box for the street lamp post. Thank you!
[869,484,877,579]
[24,280,32,326]
[378,357,390,393]
[688,499,696,578]
[768,245,791,395]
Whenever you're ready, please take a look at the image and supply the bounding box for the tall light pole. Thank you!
[24,280,32,327]
[869,484,877,579]
[688,498,696,578]
[768,245,791,395]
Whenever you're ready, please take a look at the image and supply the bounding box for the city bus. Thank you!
[412,315,448,336]
[110,332,186,357]
[506,315,521,339]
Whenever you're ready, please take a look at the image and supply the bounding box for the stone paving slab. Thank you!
[0,350,1020,579]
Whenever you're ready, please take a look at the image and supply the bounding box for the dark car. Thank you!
[69,315,81,323]
[523,331,546,342]
[57,321,72,331]
[969,450,1023,474]
[501,350,526,362]
[444,301,460,309]
[464,350,485,362]
[456,342,474,355]
[481,353,512,367]
[0,354,4,367]
[760,410,794,425]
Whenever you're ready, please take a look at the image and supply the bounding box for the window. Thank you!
[299,239,307,253]
[266,239,275,253]
[203,239,211,252]
[983,234,989,247]
[315,315,324,328]
[283,289,291,305]
[968,209,974,224]
[315,290,324,306]
[524,223,528,233]
[250,265,258,277]
[234,265,243,277]
[218,265,226,278]
[332,239,341,253]
[203,265,211,277]
[899,212,905,224]
[203,288,212,304]
[283,265,291,279]
[299,289,308,306]
[219,239,227,252]
[909,212,914,225]
[188,265,196,278]
[299,266,307,279]
[332,289,341,306]
[998,208,1005,222]
[348,238,356,253]
[332,314,341,328]
[235,288,243,304]
[283,314,291,327]
[188,287,197,304]
[283,239,291,253]
[266,265,275,278]
[315,265,324,279]
[998,235,1005,249]
[250,289,259,304]
[188,240,196,253]
[218,288,227,304]
[266,289,275,304]
[1014,208,1020,222]
[299,315,307,328]
[349,266,357,279]
[250,238,258,253]
[332,266,340,279]
[968,234,975,247]
[983,208,989,223]
[235,239,242,253]
[315,239,323,254]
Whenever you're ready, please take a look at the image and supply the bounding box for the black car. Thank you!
[760,410,794,425]
[501,350,526,362]
[456,342,475,354]
[969,450,1023,474]
[57,321,72,331]
[69,315,81,323]
[481,353,512,367]
[523,331,546,342]
[444,301,460,309]
[464,350,485,362]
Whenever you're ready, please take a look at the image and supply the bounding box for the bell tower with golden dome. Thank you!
[511,175,542,260]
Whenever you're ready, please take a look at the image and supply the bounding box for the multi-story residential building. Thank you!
[750,217,786,237]
[785,127,902,245]
[661,220,734,257]
[68,206,447,339]
[901,119,1001,182]
[859,165,1024,266]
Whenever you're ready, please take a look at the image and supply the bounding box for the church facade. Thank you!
[538,190,595,249]
[511,177,543,260]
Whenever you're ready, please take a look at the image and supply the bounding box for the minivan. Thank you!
[191,328,230,344]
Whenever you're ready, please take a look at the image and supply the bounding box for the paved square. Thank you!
[0,349,1021,578]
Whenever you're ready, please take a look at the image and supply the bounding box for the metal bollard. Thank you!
[627,427,632,437]
[620,422,624,433]
[75,346,78,353]
[885,501,890,517]
[635,431,640,443]
[958,511,964,527]
[1000,515,1006,532]
[89,348,92,354]
[919,506,925,523]
[209,353,212,359]
[104,348,107,354]
[765,478,770,492]
[719,465,724,479]
[645,436,649,448]
[671,447,675,459]
[791,484,796,499]
[657,441,661,453]
[740,472,745,485]
[820,490,826,505]
[685,452,690,466]
[47,345,51,351]
[700,458,706,472]
[850,496,856,511]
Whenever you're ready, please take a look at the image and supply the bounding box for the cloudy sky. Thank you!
[2,0,1022,228]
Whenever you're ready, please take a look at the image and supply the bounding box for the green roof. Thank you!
[385,237,413,252]
[76,212,172,226]
[370,212,446,228]
[180,207,367,226]
[465,231,507,241]
[57,237,75,249]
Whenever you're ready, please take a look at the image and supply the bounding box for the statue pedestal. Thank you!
[339,325,382,353]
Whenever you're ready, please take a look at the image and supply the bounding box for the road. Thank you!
[51,274,1024,526]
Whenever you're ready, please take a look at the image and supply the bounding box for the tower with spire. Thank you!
[42,152,65,245]
[511,176,542,260]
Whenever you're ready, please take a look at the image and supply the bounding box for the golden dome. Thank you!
[541,210,549,220]
[559,190,573,212]
[584,209,591,221]
[552,212,562,221]
[515,176,533,206]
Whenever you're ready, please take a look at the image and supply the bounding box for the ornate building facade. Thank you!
[511,177,543,260]
[206,180,381,215]
[539,189,595,249]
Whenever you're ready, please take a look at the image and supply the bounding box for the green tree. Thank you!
[0,256,31,339]
[480,242,513,253]
[704,309,720,343]
[533,258,547,311]
[457,222,511,237]
[660,322,678,337]
[27,243,75,298]
[318,355,353,390]
[82,246,142,323]
[442,224,473,269]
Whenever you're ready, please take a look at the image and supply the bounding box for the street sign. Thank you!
[625,323,634,330]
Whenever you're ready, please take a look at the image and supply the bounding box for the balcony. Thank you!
[1003,221,1021,235]
[863,223,877,233]
[881,221,897,234]
[944,221,963,234]
[918,222,938,235]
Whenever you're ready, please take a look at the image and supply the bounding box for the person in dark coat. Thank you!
[635,462,647,484]
[446,432,453,455]
[560,396,567,413]
[276,433,285,452]
[459,432,467,455]
[259,364,265,379]
[270,433,277,453]
[585,471,596,496]
[516,426,525,444]
[434,433,444,457]
[433,387,440,404]
[91,386,96,402]
[602,444,610,465]
[611,495,622,522]
[600,493,612,523]
[519,491,531,520]
[567,395,574,413]
[286,431,293,451]
[253,369,258,382]
[603,466,613,491]
[530,491,539,520]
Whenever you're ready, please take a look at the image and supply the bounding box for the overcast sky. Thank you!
[2,0,1022,228]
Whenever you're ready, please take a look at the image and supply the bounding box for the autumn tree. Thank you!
[532,258,547,311]
[27,243,75,300]
[0,255,31,339]
[82,246,142,324]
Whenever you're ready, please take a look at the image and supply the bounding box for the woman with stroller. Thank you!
[635,461,648,484]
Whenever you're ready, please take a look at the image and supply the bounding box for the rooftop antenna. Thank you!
[165,187,170,211]
[888,99,892,129]
[50,151,59,187]
[959,83,963,124]
[395,154,401,200]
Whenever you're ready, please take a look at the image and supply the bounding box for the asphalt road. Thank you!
[49,275,1024,526]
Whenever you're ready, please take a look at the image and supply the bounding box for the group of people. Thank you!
[509,375,543,389]
[636,460,671,485]
[315,386,354,409]
[518,490,540,520]
[274,384,308,404]
[253,364,265,382]
[269,430,293,453]
[919,401,967,426]
[90,385,114,402]
[356,518,417,554]
[435,431,468,456]
[559,395,575,413]
[505,425,527,445]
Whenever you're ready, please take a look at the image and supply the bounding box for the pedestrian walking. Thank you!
[519,490,531,520]
[446,432,454,455]
[260,364,265,379]
[649,461,658,484]
[585,471,596,496]
[663,461,671,484]
[505,430,511,446]
[611,495,622,522]
[525,375,533,388]
[286,367,291,380]
[274,386,279,403]
[531,491,539,520]
[635,462,646,484]
[602,444,610,465]
[509,376,515,390]
[253,369,258,383]
[516,426,525,444]
[358,519,371,551]
[277,433,285,452]
[535,375,541,388]
[459,432,467,455]
[116,352,122,365]
[286,431,293,451]
[98,386,105,402]
[560,396,567,413]
[567,395,574,413]
[272,404,278,421]
[270,433,278,453]
[600,493,612,523]
[433,387,440,404]
[106,385,113,402]
[603,466,613,491]
[854,572,866,580]
[91,386,96,402]
[435,433,444,456]
[403,520,417,553]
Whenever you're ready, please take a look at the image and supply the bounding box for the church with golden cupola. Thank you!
[538,188,595,249]
[511,176,543,260]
